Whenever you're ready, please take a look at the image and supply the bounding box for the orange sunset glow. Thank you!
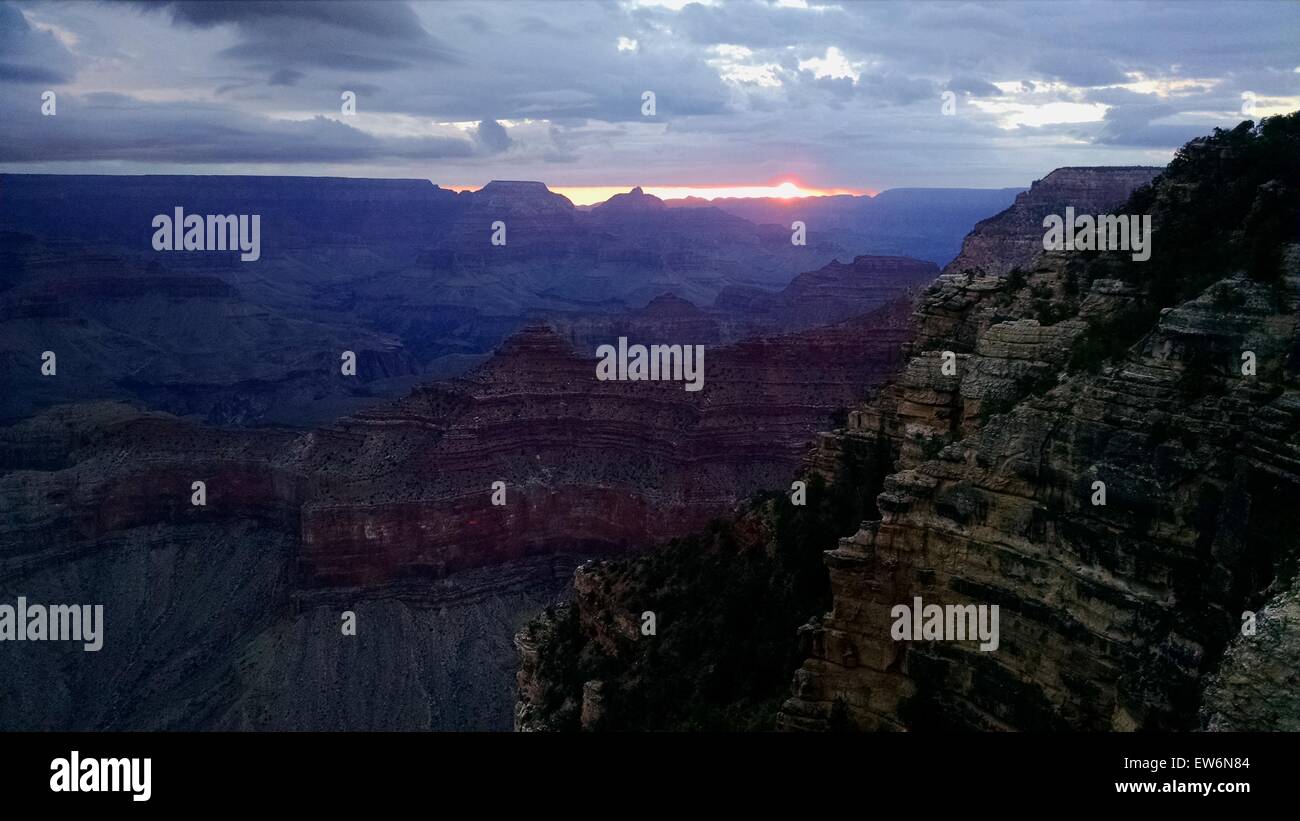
[447,180,871,206]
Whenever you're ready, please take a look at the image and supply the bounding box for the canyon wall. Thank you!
[516,117,1300,732]
[0,253,924,729]
[780,257,1299,731]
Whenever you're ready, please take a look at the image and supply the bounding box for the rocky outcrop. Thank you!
[515,117,1300,733]
[2,176,1010,428]
[944,167,1160,278]
[588,186,666,215]
[0,275,914,729]
[297,296,913,587]
[781,268,1300,731]
[1200,587,1300,731]
[778,142,1300,731]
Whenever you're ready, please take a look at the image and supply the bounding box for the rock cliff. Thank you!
[779,122,1298,732]
[515,116,1300,732]
[0,257,919,728]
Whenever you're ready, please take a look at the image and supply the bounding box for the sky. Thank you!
[1,0,1297,203]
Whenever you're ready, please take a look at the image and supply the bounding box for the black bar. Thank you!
[1,732,1281,807]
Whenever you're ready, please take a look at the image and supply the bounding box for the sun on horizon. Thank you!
[445,180,872,206]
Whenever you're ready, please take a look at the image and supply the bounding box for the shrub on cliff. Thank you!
[524,464,879,731]
[1069,112,1299,373]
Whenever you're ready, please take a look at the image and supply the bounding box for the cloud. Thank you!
[128,0,457,72]
[0,1,77,85]
[268,68,304,86]
[473,119,512,153]
[137,0,431,41]
[0,90,475,163]
[0,61,69,83]
[947,77,1002,98]
[0,0,1296,188]
[1092,102,1222,148]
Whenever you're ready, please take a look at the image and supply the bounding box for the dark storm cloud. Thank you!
[268,68,303,87]
[1093,121,1216,148]
[133,0,430,41]
[0,90,475,163]
[1093,100,1238,148]
[127,0,457,72]
[859,72,938,106]
[0,0,1296,187]
[1029,51,1130,89]
[0,0,75,84]
[473,119,512,154]
[947,78,1002,98]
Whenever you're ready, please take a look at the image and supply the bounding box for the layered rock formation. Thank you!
[4,176,978,426]
[776,142,1299,731]
[297,292,914,586]
[0,259,918,728]
[516,116,1300,732]
[551,254,937,352]
[780,265,1299,731]
[2,292,913,589]
[944,167,1159,277]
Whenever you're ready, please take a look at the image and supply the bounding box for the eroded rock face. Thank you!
[554,253,937,352]
[0,268,917,728]
[6,176,959,429]
[945,167,1160,278]
[778,240,1300,731]
[297,297,914,587]
[1200,587,1300,732]
[511,149,1300,733]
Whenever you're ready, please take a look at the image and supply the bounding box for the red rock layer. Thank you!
[2,296,915,590]
[297,304,913,586]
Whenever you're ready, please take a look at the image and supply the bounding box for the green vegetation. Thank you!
[528,459,887,731]
[1067,113,1298,376]
[917,432,947,460]
[1210,283,1247,311]
[1033,298,1072,326]
[1067,303,1159,373]
[1004,267,1027,291]
[523,114,1300,732]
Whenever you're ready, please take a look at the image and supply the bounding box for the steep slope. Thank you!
[1,176,984,428]
[292,293,916,586]
[551,254,937,352]
[515,115,1300,732]
[944,167,1160,278]
[780,119,1298,732]
[666,187,1026,266]
[0,261,919,729]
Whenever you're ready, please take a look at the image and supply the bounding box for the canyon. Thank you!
[0,182,934,727]
[0,174,1012,427]
[515,116,1300,732]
